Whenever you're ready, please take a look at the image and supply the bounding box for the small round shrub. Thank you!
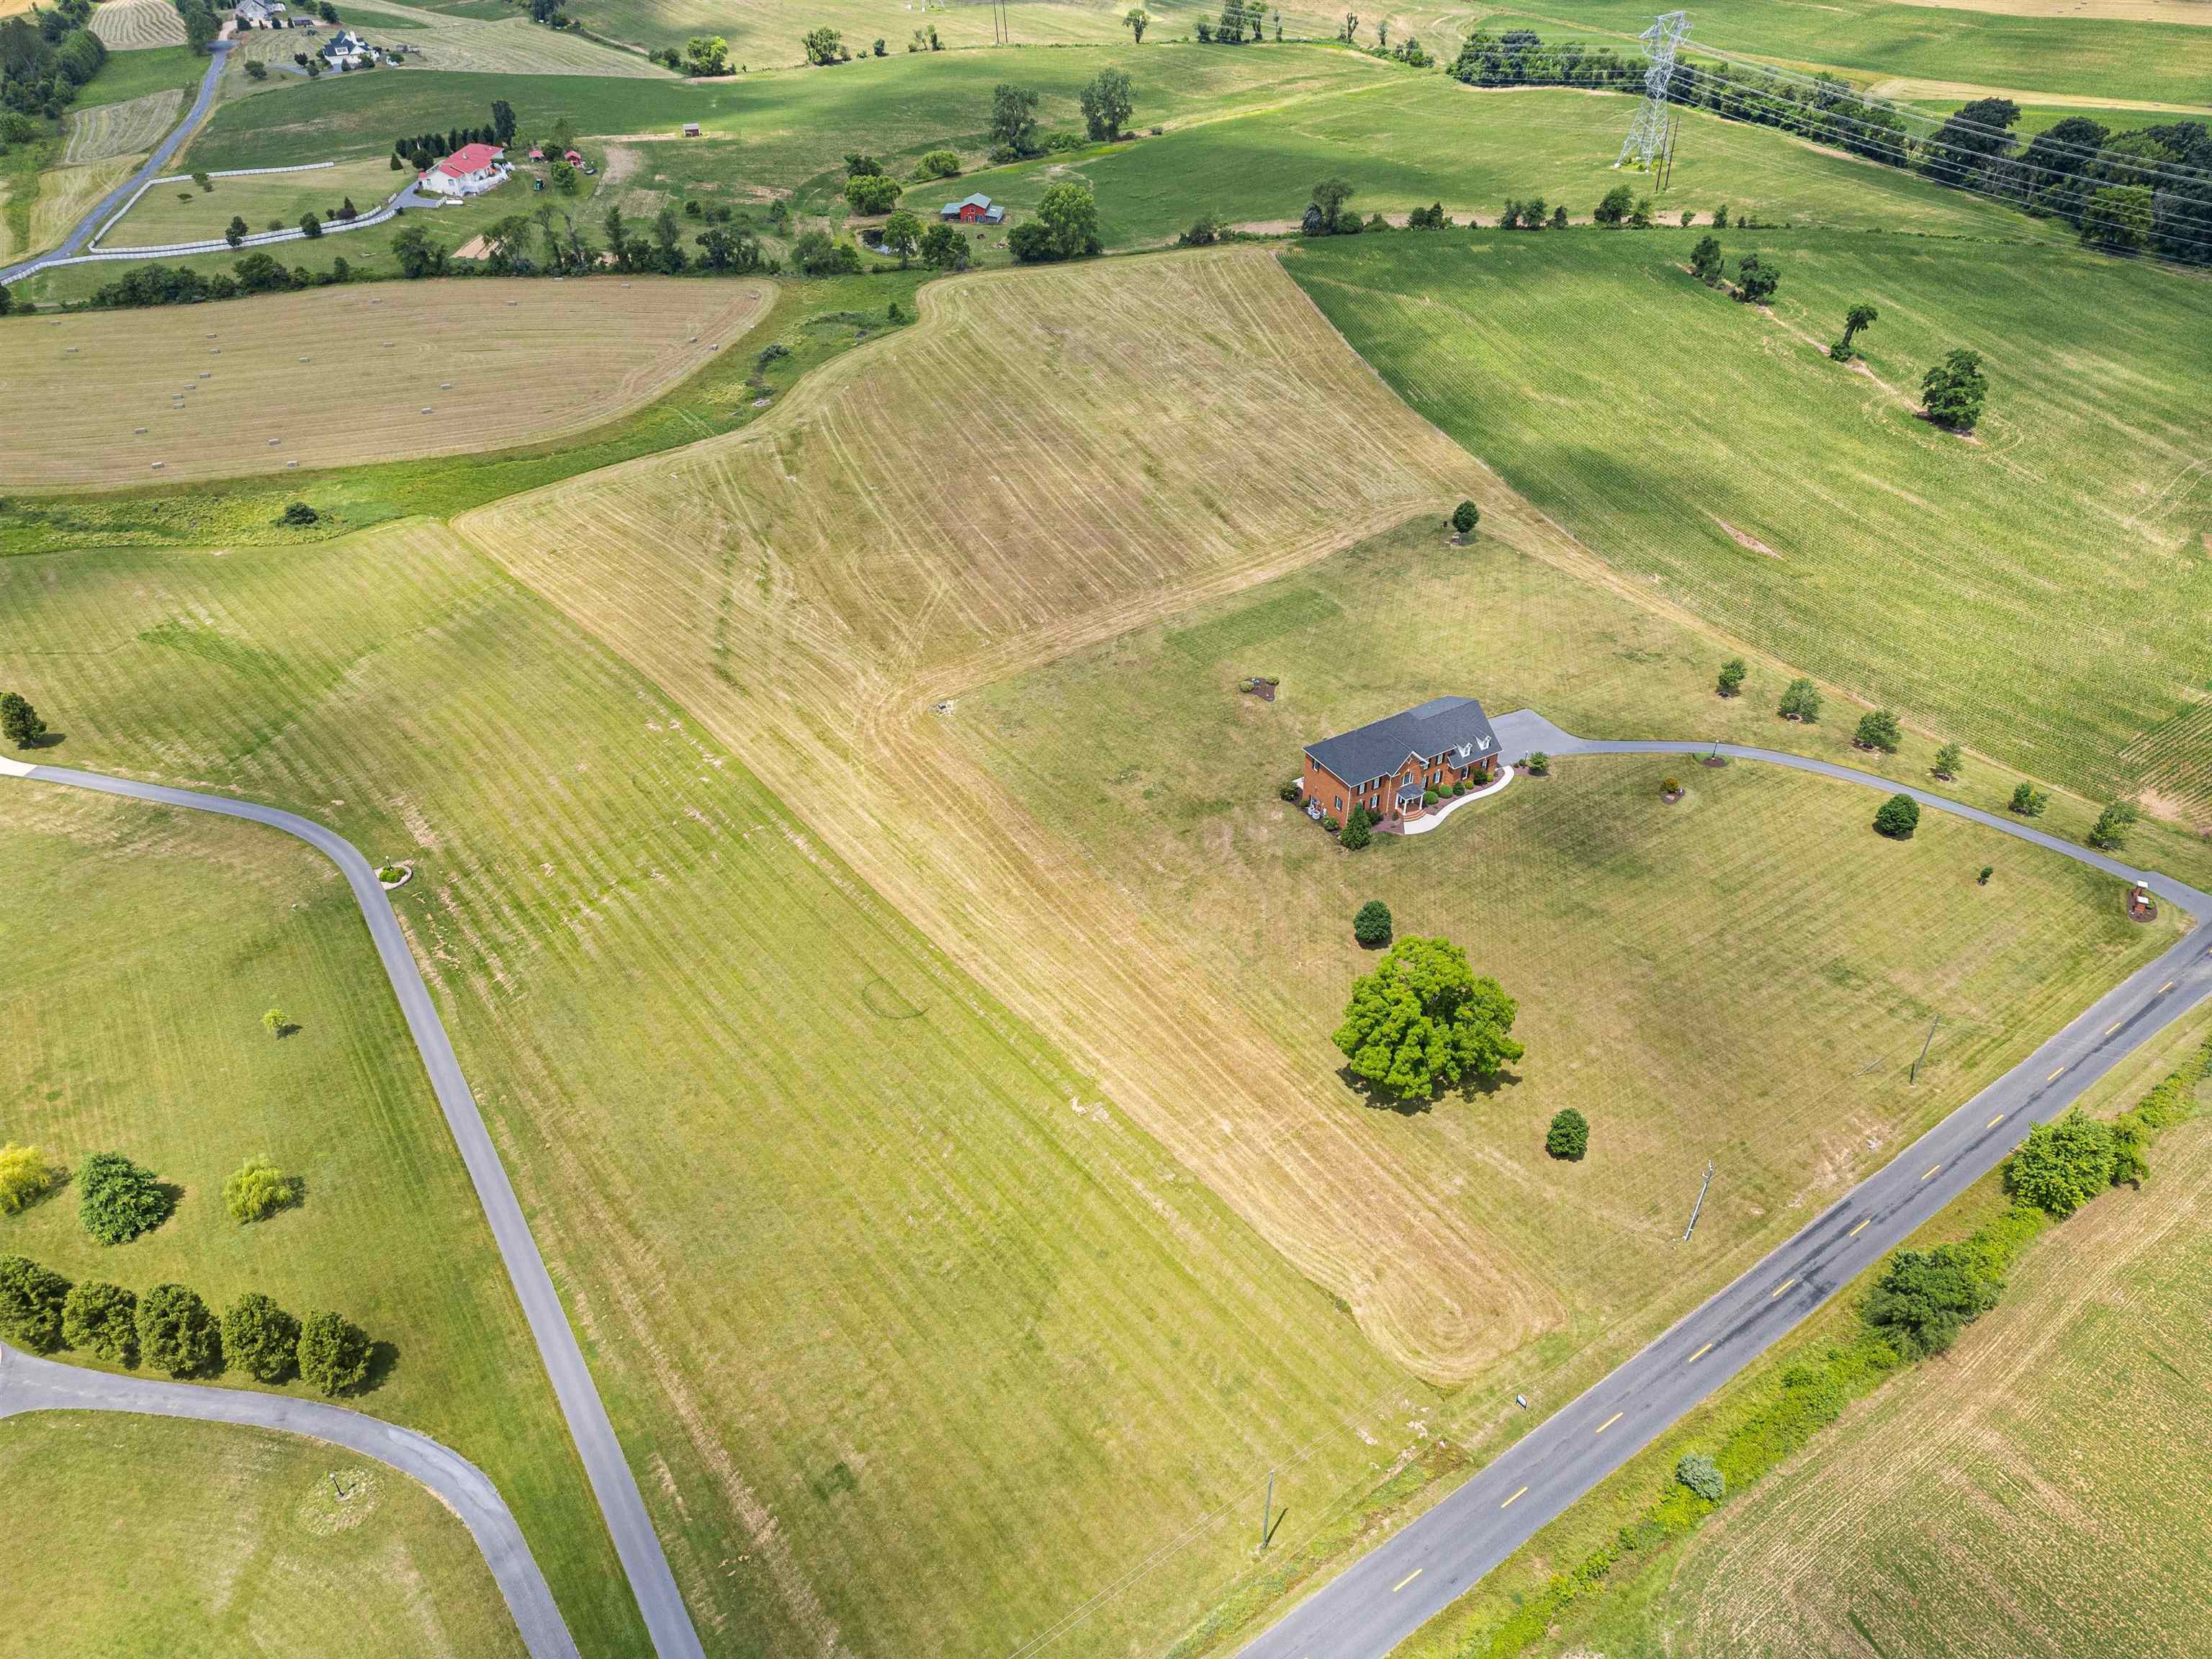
[1321,814,1340,834]
[1421,787,1439,806]
[297,1310,372,1396]
[76,1151,174,1246]
[1525,752,1550,776]
[1676,1452,1725,1503]
[136,1283,222,1378]
[1545,1107,1589,1161]
[1353,900,1393,947]
[1660,776,1682,797]
[0,1254,71,1352]
[223,1291,302,1382]
[1279,779,1303,804]
[1450,500,1480,536]
[222,1154,299,1225]
[0,1141,54,1215]
[62,1280,138,1364]
[1873,793,1920,839]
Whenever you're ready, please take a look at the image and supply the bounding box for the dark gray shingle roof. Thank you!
[1304,696,1501,787]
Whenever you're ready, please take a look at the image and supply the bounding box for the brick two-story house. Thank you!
[1301,696,1502,825]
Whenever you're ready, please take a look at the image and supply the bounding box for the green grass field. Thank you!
[75,42,205,108]
[1286,229,2212,823]
[182,40,1393,181]
[930,77,2046,251]
[562,0,1200,64]
[0,1411,530,1659]
[0,523,1421,1658]
[958,514,2179,1391]
[1559,1111,2212,1658]
[107,157,404,244]
[0,783,645,1658]
[1441,0,2212,109]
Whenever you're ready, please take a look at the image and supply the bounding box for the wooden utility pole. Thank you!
[1911,1015,1941,1083]
[1681,1160,1714,1241]
[1261,1469,1275,1549]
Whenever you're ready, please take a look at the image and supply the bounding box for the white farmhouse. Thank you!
[418,142,509,199]
[232,0,288,27]
[320,27,378,66]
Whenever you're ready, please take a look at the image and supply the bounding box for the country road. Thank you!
[0,755,707,1659]
[0,40,233,286]
[1238,711,2212,1659]
[0,1339,580,1659]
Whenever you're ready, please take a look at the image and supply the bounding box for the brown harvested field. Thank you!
[89,0,188,48]
[457,246,1538,1381]
[62,86,183,163]
[0,277,770,490]
[23,153,145,262]
[1621,1113,2212,1658]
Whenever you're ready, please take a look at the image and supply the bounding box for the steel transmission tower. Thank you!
[1614,10,1691,172]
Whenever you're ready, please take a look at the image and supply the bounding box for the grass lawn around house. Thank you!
[106,156,406,246]
[1285,228,2212,823]
[0,522,1414,1659]
[0,1412,531,1659]
[956,512,2181,1424]
[0,783,646,1659]
[924,77,2049,253]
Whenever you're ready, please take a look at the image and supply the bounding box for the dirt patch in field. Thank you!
[1713,516,1781,558]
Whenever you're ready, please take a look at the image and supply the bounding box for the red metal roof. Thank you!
[433,142,505,178]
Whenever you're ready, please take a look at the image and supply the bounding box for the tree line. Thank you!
[0,1254,374,1393]
[0,0,105,124]
[392,99,518,172]
[1450,26,2212,264]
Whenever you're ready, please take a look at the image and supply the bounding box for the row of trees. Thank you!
[1868,1076,2193,1360]
[1723,660,2139,849]
[391,102,516,173]
[0,1256,372,1393]
[88,249,354,309]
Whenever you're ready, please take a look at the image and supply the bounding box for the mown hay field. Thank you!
[1573,1112,2212,1658]
[958,516,2178,1413]
[0,277,768,490]
[0,784,644,1658]
[0,1413,529,1659]
[945,78,2046,248]
[1288,229,2212,822]
[0,523,1412,1659]
[22,153,144,259]
[89,0,187,49]
[454,247,1537,1378]
[105,156,405,246]
[62,86,182,164]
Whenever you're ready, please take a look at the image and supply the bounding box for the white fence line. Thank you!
[91,160,341,250]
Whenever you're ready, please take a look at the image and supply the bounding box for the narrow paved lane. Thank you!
[1,757,706,1659]
[0,1340,580,1659]
[1241,713,2212,1659]
[1,40,233,284]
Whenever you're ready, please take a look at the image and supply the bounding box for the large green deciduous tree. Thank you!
[1920,349,1987,431]
[1864,1242,1999,1357]
[989,83,1040,156]
[1079,67,1134,140]
[1333,936,1524,1101]
[2006,1107,2116,1215]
